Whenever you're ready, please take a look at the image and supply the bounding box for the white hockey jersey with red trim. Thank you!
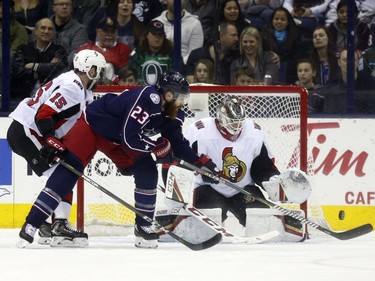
[183,117,276,198]
[9,70,93,138]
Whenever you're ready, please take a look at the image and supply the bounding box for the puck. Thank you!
[338,210,345,220]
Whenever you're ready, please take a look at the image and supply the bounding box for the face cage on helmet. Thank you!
[87,65,105,81]
[218,112,246,136]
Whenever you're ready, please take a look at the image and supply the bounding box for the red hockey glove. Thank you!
[40,137,66,164]
[152,137,173,163]
[195,154,220,184]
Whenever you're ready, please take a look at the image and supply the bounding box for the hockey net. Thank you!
[76,85,326,236]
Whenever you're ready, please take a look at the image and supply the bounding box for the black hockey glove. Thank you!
[40,137,66,164]
[152,137,173,163]
[195,154,220,184]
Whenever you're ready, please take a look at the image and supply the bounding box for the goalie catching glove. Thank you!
[40,137,66,164]
[262,168,312,204]
[194,154,220,184]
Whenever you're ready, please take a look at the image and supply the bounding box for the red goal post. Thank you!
[76,85,311,233]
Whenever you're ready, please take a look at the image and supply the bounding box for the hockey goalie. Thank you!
[156,96,312,243]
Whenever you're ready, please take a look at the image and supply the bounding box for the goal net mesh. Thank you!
[78,85,326,236]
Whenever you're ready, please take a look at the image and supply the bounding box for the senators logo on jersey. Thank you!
[221,147,246,183]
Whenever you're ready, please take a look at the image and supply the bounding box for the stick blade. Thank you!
[328,223,373,240]
[168,232,222,251]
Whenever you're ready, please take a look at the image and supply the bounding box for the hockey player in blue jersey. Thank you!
[18,70,219,249]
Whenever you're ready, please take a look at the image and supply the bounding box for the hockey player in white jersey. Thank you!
[183,96,311,242]
[7,49,106,247]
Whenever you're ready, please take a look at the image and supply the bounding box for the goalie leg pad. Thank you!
[246,208,306,242]
[155,208,221,243]
[246,208,284,242]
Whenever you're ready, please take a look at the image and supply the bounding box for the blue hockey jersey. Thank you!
[85,85,199,163]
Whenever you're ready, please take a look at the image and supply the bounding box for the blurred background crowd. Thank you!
[1,0,374,114]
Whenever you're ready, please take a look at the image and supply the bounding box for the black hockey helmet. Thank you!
[157,71,190,104]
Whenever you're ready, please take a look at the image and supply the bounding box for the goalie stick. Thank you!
[175,159,374,240]
[58,159,222,251]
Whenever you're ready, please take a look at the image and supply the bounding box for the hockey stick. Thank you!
[58,159,222,250]
[157,183,280,245]
[175,159,373,240]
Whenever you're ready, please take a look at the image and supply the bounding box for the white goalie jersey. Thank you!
[9,70,93,139]
[183,117,277,197]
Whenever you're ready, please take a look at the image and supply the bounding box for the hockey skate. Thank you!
[37,221,52,245]
[17,223,36,248]
[134,224,159,249]
[50,219,89,248]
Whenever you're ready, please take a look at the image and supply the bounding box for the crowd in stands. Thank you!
[3,0,375,114]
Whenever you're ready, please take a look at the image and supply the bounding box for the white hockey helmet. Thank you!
[216,96,246,136]
[73,50,106,81]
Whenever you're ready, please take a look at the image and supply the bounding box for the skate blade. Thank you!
[16,238,31,248]
[134,237,158,249]
[38,237,51,245]
[50,237,89,248]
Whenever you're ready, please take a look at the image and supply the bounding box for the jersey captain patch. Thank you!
[150,93,160,104]
[194,120,205,129]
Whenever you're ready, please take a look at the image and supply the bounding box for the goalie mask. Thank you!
[73,50,106,89]
[216,96,246,139]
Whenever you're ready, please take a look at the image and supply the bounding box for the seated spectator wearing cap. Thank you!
[76,16,132,84]
[128,20,177,85]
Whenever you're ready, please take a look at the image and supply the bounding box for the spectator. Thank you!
[118,65,139,86]
[71,0,100,27]
[132,0,165,24]
[128,20,174,85]
[51,0,89,66]
[295,58,317,90]
[193,58,214,84]
[185,21,240,85]
[154,0,204,65]
[326,0,370,57]
[283,0,331,30]
[13,0,48,37]
[217,0,251,42]
[230,26,279,85]
[115,0,146,50]
[261,7,301,84]
[11,17,67,100]
[309,25,339,85]
[313,49,375,113]
[326,0,375,35]
[241,0,283,31]
[77,16,132,84]
[185,0,215,45]
[234,65,256,85]
[358,45,375,88]
[0,0,28,56]
[357,0,375,46]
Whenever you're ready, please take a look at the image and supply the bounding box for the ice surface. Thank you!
[1,229,374,280]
